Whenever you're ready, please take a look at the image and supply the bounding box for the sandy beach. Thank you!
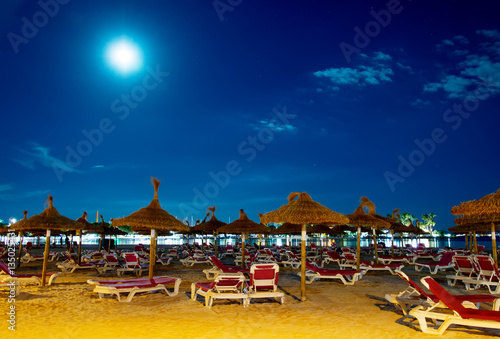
[2,247,499,339]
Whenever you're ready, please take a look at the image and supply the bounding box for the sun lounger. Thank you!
[359,261,404,275]
[247,263,285,305]
[463,255,500,293]
[409,276,500,335]
[180,255,211,267]
[321,251,344,267]
[0,261,61,286]
[57,252,104,273]
[446,255,479,287]
[116,253,149,276]
[385,270,497,316]
[300,262,365,285]
[87,276,182,302]
[191,273,248,309]
[378,255,415,265]
[414,251,456,274]
[202,255,250,279]
[96,254,123,275]
[21,247,60,263]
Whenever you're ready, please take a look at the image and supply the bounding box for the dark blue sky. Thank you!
[1,0,499,230]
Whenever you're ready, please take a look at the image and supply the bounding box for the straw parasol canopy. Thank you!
[260,192,348,301]
[451,188,500,215]
[112,178,189,278]
[218,209,270,267]
[454,214,500,226]
[74,211,102,263]
[191,206,227,257]
[452,188,500,266]
[269,222,302,235]
[346,197,390,268]
[11,196,83,286]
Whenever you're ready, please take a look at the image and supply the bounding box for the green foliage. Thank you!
[421,213,436,233]
[400,212,416,226]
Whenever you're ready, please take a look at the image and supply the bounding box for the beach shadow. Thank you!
[365,294,402,314]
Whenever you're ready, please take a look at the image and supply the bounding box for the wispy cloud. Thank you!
[477,29,500,39]
[0,183,49,201]
[424,32,500,99]
[256,120,296,132]
[0,183,14,201]
[0,184,14,192]
[437,35,470,49]
[373,51,392,61]
[15,142,81,174]
[314,51,394,89]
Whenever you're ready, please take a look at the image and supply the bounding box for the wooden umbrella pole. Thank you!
[465,232,469,251]
[41,230,51,287]
[77,230,83,265]
[241,234,246,269]
[356,226,361,271]
[108,235,112,253]
[17,232,24,268]
[491,222,498,269]
[373,228,379,264]
[300,224,307,302]
[391,230,395,258]
[69,234,73,253]
[149,229,156,279]
[213,231,218,258]
[473,231,478,255]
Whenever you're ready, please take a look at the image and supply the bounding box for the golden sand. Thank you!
[1,253,499,339]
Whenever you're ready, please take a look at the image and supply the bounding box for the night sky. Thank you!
[1,0,499,231]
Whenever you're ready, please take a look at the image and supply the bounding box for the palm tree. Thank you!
[421,213,436,233]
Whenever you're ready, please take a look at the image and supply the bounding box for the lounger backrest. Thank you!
[421,276,468,315]
[209,255,227,270]
[343,253,356,261]
[250,263,279,291]
[105,254,119,264]
[437,251,455,265]
[475,255,500,281]
[395,270,430,299]
[213,275,245,293]
[453,256,475,276]
[123,253,140,266]
[327,251,341,260]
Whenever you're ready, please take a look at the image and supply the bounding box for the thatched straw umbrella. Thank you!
[112,178,189,279]
[191,206,226,257]
[11,211,29,267]
[346,197,390,270]
[365,202,393,264]
[217,209,270,268]
[388,211,412,255]
[91,215,128,253]
[454,215,500,256]
[260,192,348,301]
[74,211,103,264]
[452,188,500,267]
[11,196,83,286]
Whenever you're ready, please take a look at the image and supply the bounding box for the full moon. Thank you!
[105,37,143,75]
